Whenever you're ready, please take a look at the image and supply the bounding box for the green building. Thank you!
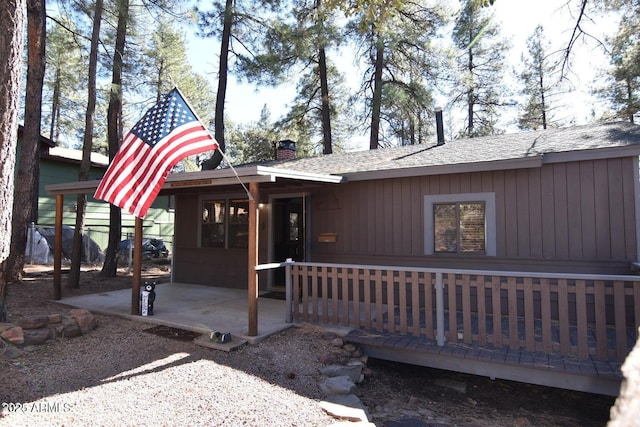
[16,126,175,259]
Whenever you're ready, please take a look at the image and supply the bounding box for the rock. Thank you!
[22,328,53,346]
[320,398,369,422]
[332,337,344,347]
[351,347,364,358]
[343,343,356,353]
[362,367,374,378]
[61,319,82,338]
[69,309,97,334]
[0,323,14,334]
[1,344,22,359]
[325,393,370,417]
[48,314,63,324]
[609,332,640,427]
[434,377,467,394]
[319,361,363,382]
[320,353,339,365]
[319,375,357,395]
[1,326,24,345]
[18,315,49,329]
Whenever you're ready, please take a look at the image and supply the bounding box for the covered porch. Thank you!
[45,165,343,339]
[56,281,293,346]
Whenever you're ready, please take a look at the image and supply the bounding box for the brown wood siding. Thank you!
[310,157,638,274]
[172,156,639,285]
[173,193,250,288]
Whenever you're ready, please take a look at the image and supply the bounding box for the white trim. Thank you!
[634,156,640,264]
[424,192,496,256]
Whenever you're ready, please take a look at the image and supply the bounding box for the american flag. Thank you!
[94,88,218,218]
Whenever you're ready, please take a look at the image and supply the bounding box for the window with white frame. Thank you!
[201,198,249,248]
[424,193,496,256]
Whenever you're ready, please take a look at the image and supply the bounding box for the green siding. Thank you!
[34,158,175,254]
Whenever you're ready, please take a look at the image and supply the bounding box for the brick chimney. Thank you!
[277,139,296,160]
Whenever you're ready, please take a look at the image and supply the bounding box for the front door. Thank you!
[273,197,305,286]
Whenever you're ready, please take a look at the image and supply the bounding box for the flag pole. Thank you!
[172,86,253,201]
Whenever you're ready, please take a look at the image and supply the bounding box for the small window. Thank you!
[202,200,226,248]
[228,199,249,248]
[200,198,249,249]
[425,193,496,256]
[434,202,485,253]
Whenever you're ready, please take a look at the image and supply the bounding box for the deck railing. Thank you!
[279,262,640,363]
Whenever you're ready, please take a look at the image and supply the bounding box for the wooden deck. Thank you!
[344,328,623,396]
[278,261,640,397]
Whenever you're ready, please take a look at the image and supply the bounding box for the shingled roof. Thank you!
[259,122,640,180]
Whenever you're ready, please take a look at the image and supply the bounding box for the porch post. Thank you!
[53,194,63,300]
[248,182,260,336]
[131,217,142,315]
[435,272,445,346]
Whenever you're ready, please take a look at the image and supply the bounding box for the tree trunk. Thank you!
[202,0,233,170]
[68,0,103,289]
[370,34,384,150]
[467,46,474,137]
[7,0,46,283]
[0,0,25,321]
[318,46,332,155]
[102,0,129,278]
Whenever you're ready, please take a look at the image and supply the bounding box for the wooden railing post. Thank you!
[436,272,445,347]
[285,258,293,323]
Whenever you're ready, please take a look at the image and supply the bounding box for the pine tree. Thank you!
[0,0,25,320]
[42,18,86,145]
[451,0,510,138]
[342,1,447,148]
[518,25,566,130]
[602,13,640,122]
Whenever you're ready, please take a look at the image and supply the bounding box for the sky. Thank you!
[184,1,618,149]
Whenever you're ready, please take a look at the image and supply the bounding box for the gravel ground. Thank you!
[0,264,618,426]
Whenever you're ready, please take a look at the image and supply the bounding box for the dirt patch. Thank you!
[143,325,202,342]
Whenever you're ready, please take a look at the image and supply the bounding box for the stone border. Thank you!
[0,308,97,357]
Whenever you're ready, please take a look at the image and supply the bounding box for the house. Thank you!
[46,121,640,396]
[166,121,640,285]
[17,126,175,255]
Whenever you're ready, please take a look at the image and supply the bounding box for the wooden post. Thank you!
[53,194,63,300]
[131,217,142,315]
[248,182,260,336]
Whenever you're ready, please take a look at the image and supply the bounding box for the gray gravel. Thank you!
[1,316,337,427]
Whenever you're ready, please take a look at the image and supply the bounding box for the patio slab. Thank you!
[56,282,293,345]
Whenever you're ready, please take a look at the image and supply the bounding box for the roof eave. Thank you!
[343,156,544,181]
[45,164,343,195]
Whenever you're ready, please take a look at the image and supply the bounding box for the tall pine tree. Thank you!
[451,0,510,138]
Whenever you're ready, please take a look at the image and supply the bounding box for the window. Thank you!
[434,202,485,253]
[228,199,249,248]
[425,193,496,256]
[201,200,226,248]
[200,198,250,249]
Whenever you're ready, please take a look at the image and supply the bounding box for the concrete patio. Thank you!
[56,282,293,347]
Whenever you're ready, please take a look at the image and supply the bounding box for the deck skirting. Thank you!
[345,328,623,396]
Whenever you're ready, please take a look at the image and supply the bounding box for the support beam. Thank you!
[131,217,142,315]
[53,194,63,300]
[248,182,260,336]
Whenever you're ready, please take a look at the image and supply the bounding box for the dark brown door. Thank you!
[273,197,304,285]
